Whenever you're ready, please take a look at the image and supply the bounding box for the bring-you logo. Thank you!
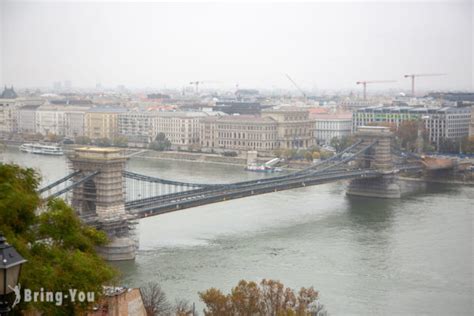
[10,284,95,308]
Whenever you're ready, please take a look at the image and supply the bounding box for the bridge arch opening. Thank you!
[82,178,97,215]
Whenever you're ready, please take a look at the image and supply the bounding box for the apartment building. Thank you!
[311,111,352,144]
[151,111,208,149]
[85,107,126,140]
[65,107,90,138]
[33,104,91,137]
[35,104,67,136]
[200,115,278,152]
[118,110,154,146]
[469,106,474,137]
[17,105,40,134]
[353,105,472,144]
[261,107,315,149]
[0,86,19,135]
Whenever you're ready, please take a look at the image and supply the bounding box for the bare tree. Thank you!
[141,282,172,316]
[174,298,196,316]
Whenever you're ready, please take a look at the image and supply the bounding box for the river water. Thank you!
[2,147,473,315]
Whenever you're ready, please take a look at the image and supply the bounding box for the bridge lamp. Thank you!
[0,232,27,315]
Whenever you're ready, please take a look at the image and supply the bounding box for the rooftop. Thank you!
[205,114,275,123]
[155,111,209,118]
[356,105,469,114]
[311,111,352,120]
[88,106,127,113]
[263,106,308,112]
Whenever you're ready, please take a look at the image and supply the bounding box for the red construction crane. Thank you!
[356,80,396,100]
[403,73,445,96]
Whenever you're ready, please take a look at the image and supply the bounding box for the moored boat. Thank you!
[19,143,64,156]
[245,164,282,173]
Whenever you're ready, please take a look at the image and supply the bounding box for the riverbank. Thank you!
[132,149,315,171]
[3,143,306,170]
[399,176,474,186]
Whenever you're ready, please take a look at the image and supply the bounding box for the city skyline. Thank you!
[1,0,472,91]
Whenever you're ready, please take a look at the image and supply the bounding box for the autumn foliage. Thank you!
[199,279,326,316]
[0,164,117,314]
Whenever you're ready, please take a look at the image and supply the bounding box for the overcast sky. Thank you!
[1,0,472,92]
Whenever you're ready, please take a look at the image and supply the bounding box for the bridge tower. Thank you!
[346,126,401,198]
[69,147,136,261]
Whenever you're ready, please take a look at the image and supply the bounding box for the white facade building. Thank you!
[312,112,352,144]
[353,105,472,145]
[17,105,40,134]
[0,99,19,135]
[151,112,209,149]
[35,104,67,136]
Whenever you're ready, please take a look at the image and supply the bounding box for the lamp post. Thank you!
[0,232,27,315]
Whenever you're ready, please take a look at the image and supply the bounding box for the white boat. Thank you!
[19,143,64,156]
[245,163,282,173]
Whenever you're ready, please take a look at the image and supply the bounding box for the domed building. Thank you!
[0,85,18,99]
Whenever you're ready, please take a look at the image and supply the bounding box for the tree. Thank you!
[0,164,40,235]
[141,282,172,316]
[319,150,334,160]
[461,136,474,154]
[0,164,117,315]
[113,135,128,148]
[330,136,355,153]
[395,121,422,151]
[174,299,194,316]
[282,149,298,161]
[438,137,460,154]
[199,279,327,316]
[149,133,172,151]
[46,133,61,143]
[294,149,307,160]
[96,137,112,147]
[75,136,91,145]
[304,151,314,161]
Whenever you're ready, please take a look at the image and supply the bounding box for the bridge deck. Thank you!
[128,169,382,218]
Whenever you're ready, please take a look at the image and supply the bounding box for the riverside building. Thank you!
[353,105,472,144]
[311,111,352,144]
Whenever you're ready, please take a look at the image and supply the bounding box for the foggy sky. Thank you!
[1,0,472,92]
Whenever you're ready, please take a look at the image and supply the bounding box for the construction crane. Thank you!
[189,81,202,94]
[189,81,221,94]
[403,73,445,96]
[285,74,306,99]
[356,80,396,100]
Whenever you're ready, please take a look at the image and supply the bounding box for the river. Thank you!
[2,147,473,315]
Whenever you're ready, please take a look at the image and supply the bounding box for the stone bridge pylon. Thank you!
[69,147,136,261]
[346,126,401,198]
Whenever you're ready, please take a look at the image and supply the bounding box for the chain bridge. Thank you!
[38,126,427,260]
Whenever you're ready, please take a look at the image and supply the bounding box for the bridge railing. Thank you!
[37,170,101,200]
